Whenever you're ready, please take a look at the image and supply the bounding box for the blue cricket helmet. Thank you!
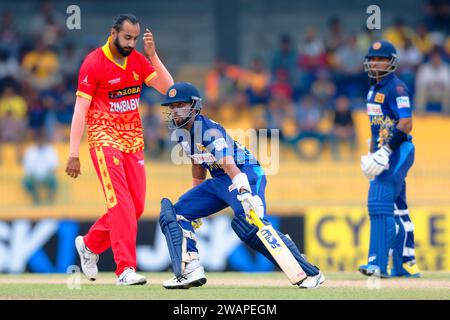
[364,40,399,79]
[161,82,203,129]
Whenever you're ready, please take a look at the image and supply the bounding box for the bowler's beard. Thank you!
[114,37,133,57]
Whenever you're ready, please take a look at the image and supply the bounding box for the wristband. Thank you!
[388,127,408,151]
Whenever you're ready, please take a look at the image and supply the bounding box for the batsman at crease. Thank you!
[158,82,325,289]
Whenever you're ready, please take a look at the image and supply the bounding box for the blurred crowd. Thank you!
[0,1,449,174]
[200,12,450,161]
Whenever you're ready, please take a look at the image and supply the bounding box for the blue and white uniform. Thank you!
[362,41,418,277]
[158,82,321,283]
[175,113,265,223]
[171,113,319,276]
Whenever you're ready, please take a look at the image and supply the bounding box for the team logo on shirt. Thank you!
[377,117,396,148]
[374,93,385,103]
[396,96,411,109]
[109,98,140,113]
[196,143,208,152]
[133,71,139,81]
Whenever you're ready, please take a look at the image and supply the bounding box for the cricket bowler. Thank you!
[359,40,420,278]
[65,14,173,285]
[158,82,324,289]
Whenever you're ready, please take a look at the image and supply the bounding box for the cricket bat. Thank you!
[249,210,307,285]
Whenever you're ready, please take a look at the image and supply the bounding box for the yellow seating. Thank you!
[1,114,449,219]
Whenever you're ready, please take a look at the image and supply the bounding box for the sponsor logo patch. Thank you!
[367,103,383,116]
[396,96,410,109]
[212,137,228,151]
[108,85,141,99]
[190,153,217,164]
[108,77,121,85]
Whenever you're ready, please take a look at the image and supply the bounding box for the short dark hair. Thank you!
[112,14,139,32]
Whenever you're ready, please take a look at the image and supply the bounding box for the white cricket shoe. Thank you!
[163,266,207,289]
[298,271,325,289]
[116,267,147,286]
[75,235,99,281]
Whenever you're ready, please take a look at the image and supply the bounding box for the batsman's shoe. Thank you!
[116,267,147,286]
[391,261,421,278]
[298,272,325,289]
[75,235,98,281]
[358,264,390,278]
[163,266,207,289]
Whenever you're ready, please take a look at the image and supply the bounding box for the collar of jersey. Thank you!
[375,72,395,89]
[102,36,128,70]
[190,114,202,135]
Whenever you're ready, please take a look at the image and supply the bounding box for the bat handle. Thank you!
[249,209,264,229]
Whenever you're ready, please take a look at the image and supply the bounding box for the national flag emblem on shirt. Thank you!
[374,93,385,103]
[396,96,411,109]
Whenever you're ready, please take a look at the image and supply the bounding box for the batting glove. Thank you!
[191,218,203,230]
[237,192,264,225]
[360,153,375,180]
[362,145,392,177]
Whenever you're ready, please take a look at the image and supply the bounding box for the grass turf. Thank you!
[0,272,448,300]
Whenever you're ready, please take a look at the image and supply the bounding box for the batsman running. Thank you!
[158,82,324,289]
[359,40,420,278]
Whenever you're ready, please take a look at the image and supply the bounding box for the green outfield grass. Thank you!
[0,272,448,300]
